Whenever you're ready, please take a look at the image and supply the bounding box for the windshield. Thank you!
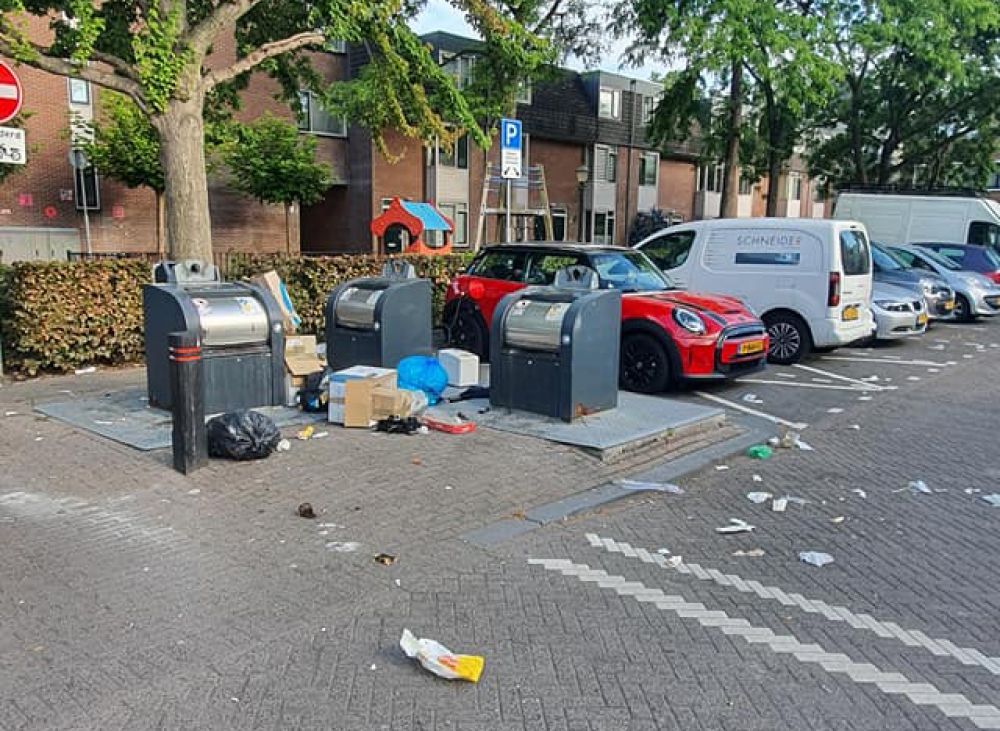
[588,251,676,292]
[918,247,962,271]
[872,244,903,271]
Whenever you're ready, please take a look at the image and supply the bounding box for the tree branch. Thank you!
[532,0,565,34]
[203,30,324,89]
[0,37,148,109]
[186,0,259,55]
[90,50,140,81]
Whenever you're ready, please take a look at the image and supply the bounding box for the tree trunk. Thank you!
[720,58,742,219]
[765,151,782,217]
[848,79,868,185]
[153,94,213,261]
[876,133,899,186]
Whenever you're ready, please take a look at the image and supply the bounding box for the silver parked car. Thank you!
[871,242,955,320]
[887,243,1000,321]
[870,280,927,341]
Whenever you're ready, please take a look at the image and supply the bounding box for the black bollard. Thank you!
[169,331,207,474]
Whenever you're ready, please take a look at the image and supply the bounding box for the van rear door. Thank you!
[835,224,873,328]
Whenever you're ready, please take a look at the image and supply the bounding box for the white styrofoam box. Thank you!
[438,348,480,387]
[327,366,396,423]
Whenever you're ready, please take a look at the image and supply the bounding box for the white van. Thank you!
[833,192,1000,248]
[634,218,874,364]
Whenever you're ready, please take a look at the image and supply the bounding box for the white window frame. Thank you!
[439,202,468,246]
[787,173,803,201]
[68,78,90,105]
[298,91,347,137]
[639,152,658,187]
[599,87,621,119]
[642,95,656,126]
[551,206,567,241]
[697,164,724,193]
[593,209,616,245]
[435,134,469,170]
[595,144,617,183]
[738,176,754,196]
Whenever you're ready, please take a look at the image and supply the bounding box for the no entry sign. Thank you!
[0,60,23,124]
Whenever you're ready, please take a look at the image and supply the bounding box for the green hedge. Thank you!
[0,254,475,375]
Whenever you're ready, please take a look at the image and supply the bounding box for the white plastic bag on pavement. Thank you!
[799,551,834,567]
[716,518,755,534]
[399,629,484,682]
[982,494,1000,507]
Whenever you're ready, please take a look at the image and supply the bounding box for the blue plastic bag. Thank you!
[397,356,449,405]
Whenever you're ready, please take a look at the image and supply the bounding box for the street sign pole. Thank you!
[505,179,511,243]
[71,149,93,255]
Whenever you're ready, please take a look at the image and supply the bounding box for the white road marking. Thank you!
[530,556,1000,729]
[820,355,953,367]
[738,379,878,392]
[793,362,894,391]
[693,391,808,430]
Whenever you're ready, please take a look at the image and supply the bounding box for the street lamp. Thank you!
[575,164,589,242]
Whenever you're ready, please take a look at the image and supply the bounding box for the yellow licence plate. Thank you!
[918,313,928,326]
[842,305,859,321]
[944,301,955,311]
[738,340,765,355]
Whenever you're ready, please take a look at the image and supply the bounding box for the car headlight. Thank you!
[874,300,908,312]
[672,307,706,334]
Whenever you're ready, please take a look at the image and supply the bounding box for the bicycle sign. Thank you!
[0,126,26,165]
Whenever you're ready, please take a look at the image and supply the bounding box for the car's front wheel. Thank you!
[447,308,489,359]
[954,293,975,322]
[765,312,812,365]
[620,333,673,394]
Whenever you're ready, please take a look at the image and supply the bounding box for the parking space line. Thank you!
[738,379,876,392]
[819,356,954,367]
[693,391,808,430]
[585,533,1000,677]
[792,363,892,391]
[529,557,1000,729]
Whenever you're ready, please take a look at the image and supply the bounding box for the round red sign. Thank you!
[0,60,24,124]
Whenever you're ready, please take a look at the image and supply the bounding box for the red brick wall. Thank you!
[658,159,696,221]
[530,138,586,241]
[370,130,426,252]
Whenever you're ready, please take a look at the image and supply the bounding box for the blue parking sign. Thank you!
[501,118,522,152]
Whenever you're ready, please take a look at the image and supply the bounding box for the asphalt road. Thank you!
[1,318,999,730]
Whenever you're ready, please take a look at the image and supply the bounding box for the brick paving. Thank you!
[2,325,1000,729]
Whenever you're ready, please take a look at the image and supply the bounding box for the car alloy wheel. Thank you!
[954,294,972,322]
[449,310,487,358]
[765,313,810,365]
[620,333,671,394]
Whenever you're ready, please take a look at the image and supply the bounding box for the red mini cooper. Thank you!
[444,244,769,393]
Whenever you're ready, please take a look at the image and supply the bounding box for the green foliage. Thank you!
[132,5,192,112]
[83,94,165,192]
[222,114,334,207]
[628,209,674,247]
[0,255,474,375]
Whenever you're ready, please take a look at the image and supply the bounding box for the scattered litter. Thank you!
[422,415,475,434]
[34,436,43,442]
[906,376,921,382]
[715,465,730,471]
[326,541,360,552]
[771,497,788,513]
[851,489,867,499]
[207,411,281,460]
[666,556,683,567]
[656,548,671,555]
[827,408,844,414]
[311,431,329,439]
[297,425,315,441]
[297,502,316,519]
[799,551,834,567]
[377,416,423,435]
[965,488,981,495]
[187,488,201,496]
[375,553,396,565]
[716,518,755,534]
[831,516,845,524]
[784,496,808,505]
[74,366,97,375]
[399,629,484,682]
[927,368,940,373]
[411,456,423,466]
[794,439,814,451]
[752,474,763,483]
[741,393,764,404]
[732,549,765,557]
[615,479,684,494]
[746,492,772,504]
[395,579,402,587]
[848,424,861,430]
[276,439,291,452]
[4,411,18,416]
[371,664,377,671]
[767,436,780,448]
[746,445,773,460]
[907,480,932,495]
[981,494,1000,507]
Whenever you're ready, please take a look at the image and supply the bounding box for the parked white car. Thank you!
[634,218,875,364]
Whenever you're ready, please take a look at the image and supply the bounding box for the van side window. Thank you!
[968,221,1000,248]
[839,230,871,275]
[642,231,695,271]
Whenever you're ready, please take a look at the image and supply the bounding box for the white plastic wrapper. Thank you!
[399,629,484,682]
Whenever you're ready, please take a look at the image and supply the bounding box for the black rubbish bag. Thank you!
[206,410,281,460]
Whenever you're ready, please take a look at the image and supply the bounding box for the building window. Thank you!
[987,164,1000,191]
[738,176,754,195]
[439,202,468,247]
[697,164,723,193]
[73,165,100,211]
[593,210,616,245]
[515,80,532,105]
[788,173,803,201]
[68,78,90,105]
[443,54,476,89]
[595,145,617,183]
[437,134,469,169]
[599,87,621,119]
[298,91,347,136]
[642,95,656,126]
[380,198,393,211]
[639,152,658,187]
[534,207,567,241]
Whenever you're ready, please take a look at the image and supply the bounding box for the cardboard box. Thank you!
[249,270,301,333]
[371,386,414,419]
[284,335,324,376]
[328,366,396,426]
[438,348,480,387]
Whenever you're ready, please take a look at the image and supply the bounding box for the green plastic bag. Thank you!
[746,445,773,460]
